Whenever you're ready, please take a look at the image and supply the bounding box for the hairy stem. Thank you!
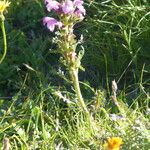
[70,68,89,113]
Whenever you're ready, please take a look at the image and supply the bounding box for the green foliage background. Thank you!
[0,0,149,96]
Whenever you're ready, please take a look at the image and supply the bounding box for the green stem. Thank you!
[70,68,89,113]
[0,18,7,64]
[70,69,95,131]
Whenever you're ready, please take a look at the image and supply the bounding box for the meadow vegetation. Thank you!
[0,0,149,149]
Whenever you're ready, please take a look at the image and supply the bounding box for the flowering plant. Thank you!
[43,0,88,112]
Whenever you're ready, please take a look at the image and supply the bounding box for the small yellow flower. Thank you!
[0,0,10,14]
[103,137,123,150]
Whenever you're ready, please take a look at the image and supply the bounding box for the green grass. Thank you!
[0,0,150,149]
[0,88,149,149]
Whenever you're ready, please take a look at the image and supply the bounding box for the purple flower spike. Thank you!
[43,17,62,32]
[62,0,75,14]
[45,0,60,12]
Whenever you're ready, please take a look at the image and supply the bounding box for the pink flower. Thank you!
[74,10,84,20]
[45,0,60,12]
[43,17,62,32]
[73,0,83,7]
[77,5,86,15]
[74,4,86,20]
[74,0,86,18]
[62,0,75,14]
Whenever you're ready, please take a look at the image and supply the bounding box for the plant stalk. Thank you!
[0,18,7,64]
[70,68,89,113]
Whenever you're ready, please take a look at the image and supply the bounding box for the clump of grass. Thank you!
[0,85,149,149]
